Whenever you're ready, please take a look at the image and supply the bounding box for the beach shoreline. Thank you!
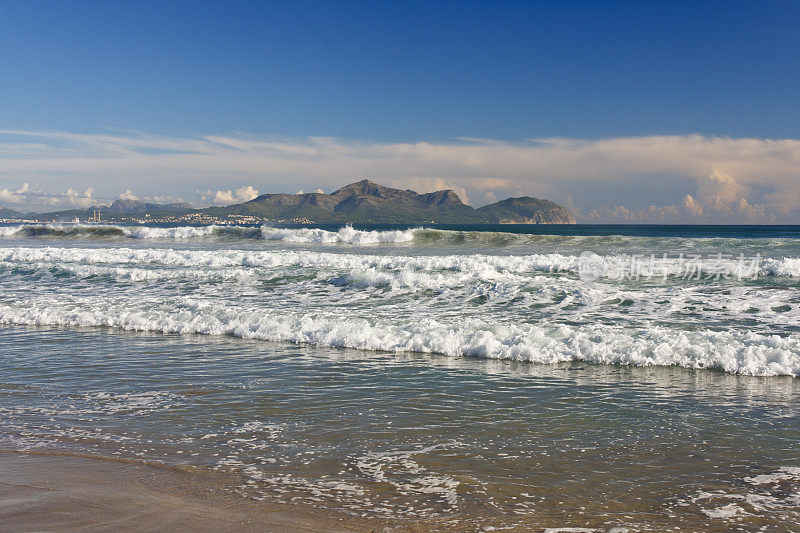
[0,450,358,533]
[1,222,799,530]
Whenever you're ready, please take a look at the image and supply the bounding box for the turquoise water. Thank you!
[0,223,799,529]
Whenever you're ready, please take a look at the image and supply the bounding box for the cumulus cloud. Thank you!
[0,183,30,204]
[697,171,741,203]
[0,183,100,210]
[146,195,185,204]
[118,188,139,201]
[682,194,703,216]
[204,185,259,206]
[585,171,777,223]
[1,130,800,221]
[52,187,97,208]
[0,182,186,211]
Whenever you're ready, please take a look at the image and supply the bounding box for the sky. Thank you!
[1,0,799,222]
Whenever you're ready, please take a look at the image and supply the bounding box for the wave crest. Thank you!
[0,223,418,244]
[260,226,416,244]
[2,245,799,278]
[0,299,797,376]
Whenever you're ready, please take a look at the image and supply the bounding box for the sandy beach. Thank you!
[0,451,357,533]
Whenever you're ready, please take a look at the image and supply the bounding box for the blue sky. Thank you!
[1,1,799,221]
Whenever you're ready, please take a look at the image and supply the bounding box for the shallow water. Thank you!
[1,326,799,530]
[0,223,799,529]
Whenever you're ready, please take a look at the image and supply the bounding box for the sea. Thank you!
[0,222,799,530]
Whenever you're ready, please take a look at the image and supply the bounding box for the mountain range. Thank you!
[4,180,576,224]
[209,180,575,224]
[0,206,25,219]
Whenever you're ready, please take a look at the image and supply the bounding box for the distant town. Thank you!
[0,212,313,225]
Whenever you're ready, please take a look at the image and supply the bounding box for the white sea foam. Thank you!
[1,236,799,376]
[261,225,417,244]
[84,391,182,415]
[354,442,463,508]
[1,244,799,279]
[687,466,800,522]
[0,259,258,283]
[3,223,800,263]
[0,223,419,244]
[0,245,576,273]
[1,243,799,358]
[744,466,800,486]
[0,226,24,237]
[700,502,746,519]
[0,297,798,376]
[122,225,219,239]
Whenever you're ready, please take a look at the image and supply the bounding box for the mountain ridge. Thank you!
[12,180,576,224]
[0,206,25,219]
[212,179,574,224]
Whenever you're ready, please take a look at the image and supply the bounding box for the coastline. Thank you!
[0,450,358,533]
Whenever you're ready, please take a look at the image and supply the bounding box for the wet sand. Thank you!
[0,451,357,533]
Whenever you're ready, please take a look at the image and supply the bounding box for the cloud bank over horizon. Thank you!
[1,130,799,223]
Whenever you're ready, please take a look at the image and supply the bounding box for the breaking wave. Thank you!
[3,224,800,254]
[260,226,416,244]
[0,298,797,376]
[2,223,800,377]
[1,246,799,278]
[0,223,416,244]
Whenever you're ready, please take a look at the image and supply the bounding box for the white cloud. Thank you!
[585,171,778,223]
[0,183,29,204]
[207,185,259,206]
[236,185,259,201]
[0,183,99,210]
[146,195,185,204]
[682,194,703,216]
[118,189,139,201]
[695,170,743,208]
[1,130,800,221]
[53,187,97,208]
